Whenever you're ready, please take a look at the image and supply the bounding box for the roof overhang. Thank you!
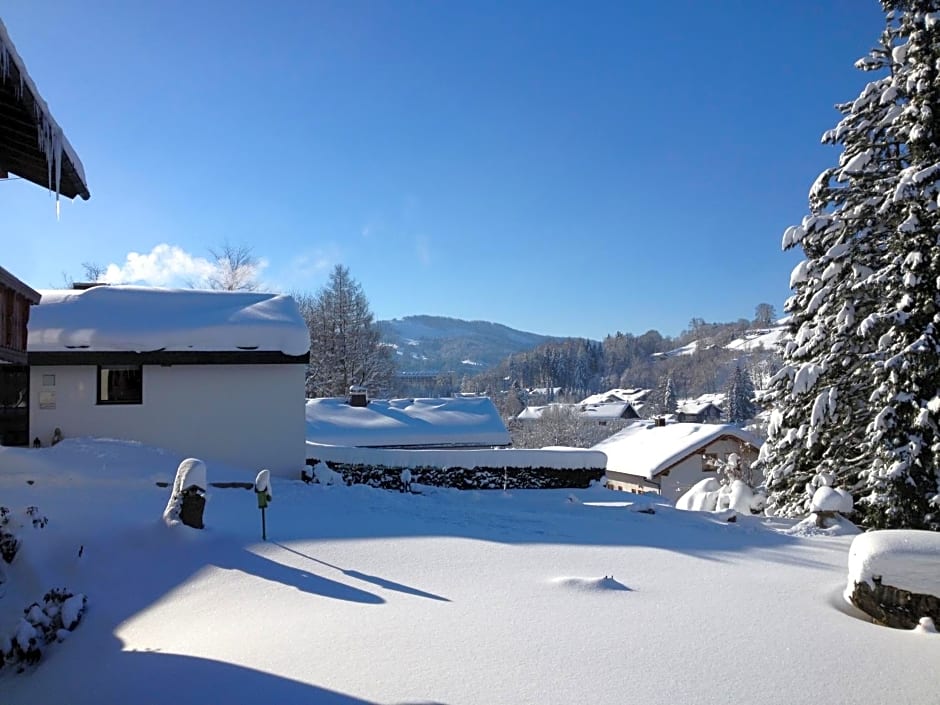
[0,19,90,200]
[0,265,40,303]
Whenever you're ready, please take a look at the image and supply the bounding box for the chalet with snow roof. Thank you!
[592,422,761,500]
[306,396,511,449]
[27,286,310,476]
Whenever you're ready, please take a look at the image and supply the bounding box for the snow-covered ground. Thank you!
[0,439,936,704]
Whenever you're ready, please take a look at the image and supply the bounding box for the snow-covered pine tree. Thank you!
[724,365,757,424]
[759,8,904,517]
[855,2,940,530]
[651,374,678,417]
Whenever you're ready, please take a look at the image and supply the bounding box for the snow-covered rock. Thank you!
[844,530,940,629]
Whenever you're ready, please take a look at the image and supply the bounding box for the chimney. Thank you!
[348,385,369,408]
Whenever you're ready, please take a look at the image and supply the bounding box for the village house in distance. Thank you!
[594,421,762,500]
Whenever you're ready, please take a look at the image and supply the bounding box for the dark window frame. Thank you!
[97,365,143,405]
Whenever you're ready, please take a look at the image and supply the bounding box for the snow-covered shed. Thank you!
[306,396,511,449]
[0,19,90,201]
[592,422,762,500]
[27,286,310,476]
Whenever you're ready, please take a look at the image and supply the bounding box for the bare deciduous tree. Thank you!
[206,243,260,291]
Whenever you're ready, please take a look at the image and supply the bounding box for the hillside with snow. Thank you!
[0,439,936,705]
[377,315,559,373]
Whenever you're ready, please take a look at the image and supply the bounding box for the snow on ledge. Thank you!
[305,442,607,470]
[29,286,311,356]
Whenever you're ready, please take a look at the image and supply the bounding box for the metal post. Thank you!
[261,506,267,541]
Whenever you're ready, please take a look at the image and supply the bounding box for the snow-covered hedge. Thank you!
[305,459,604,491]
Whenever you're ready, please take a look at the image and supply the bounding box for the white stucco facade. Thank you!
[29,363,306,477]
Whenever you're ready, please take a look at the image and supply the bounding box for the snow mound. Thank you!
[785,514,861,537]
[810,486,853,513]
[550,576,631,592]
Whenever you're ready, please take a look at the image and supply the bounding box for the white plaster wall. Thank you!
[30,364,306,477]
[658,438,759,501]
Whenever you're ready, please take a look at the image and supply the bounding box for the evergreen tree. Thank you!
[761,1,940,528]
[856,2,940,530]
[648,374,679,416]
[724,365,757,424]
[297,265,396,397]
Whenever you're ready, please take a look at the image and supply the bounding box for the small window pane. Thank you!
[98,366,142,404]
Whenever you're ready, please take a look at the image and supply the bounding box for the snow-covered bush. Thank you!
[719,452,756,487]
[163,458,207,528]
[676,478,765,515]
[2,588,87,672]
[0,505,49,564]
[313,461,344,486]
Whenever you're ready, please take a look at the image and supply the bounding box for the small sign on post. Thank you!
[254,469,272,541]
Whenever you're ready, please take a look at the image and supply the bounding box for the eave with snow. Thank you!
[26,286,310,476]
[0,19,89,201]
[592,422,762,500]
[306,396,511,450]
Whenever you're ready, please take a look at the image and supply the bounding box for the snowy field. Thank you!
[0,439,937,705]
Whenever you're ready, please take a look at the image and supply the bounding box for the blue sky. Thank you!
[2,1,884,339]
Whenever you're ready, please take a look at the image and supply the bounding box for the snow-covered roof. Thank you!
[592,422,762,480]
[517,402,639,422]
[579,402,638,419]
[676,400,723,415]
[306,396,511,448]
[580,388,650,406]
[0,19,89,201]
[29,286,310,356]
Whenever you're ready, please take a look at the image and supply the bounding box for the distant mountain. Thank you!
[377,315,559,373]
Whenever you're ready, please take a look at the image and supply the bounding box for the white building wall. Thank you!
[29,364,306,477]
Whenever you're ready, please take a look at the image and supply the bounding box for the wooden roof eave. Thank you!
[0,21,90,200]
